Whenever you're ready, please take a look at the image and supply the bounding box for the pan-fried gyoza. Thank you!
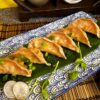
[0,58,32,77]
[68,18,100,38]
[68,26,91,47]
[58,26,91,47]
[47,31,79,52]
[0,18,99,77]
[28,37,66,59]
[29,48,51,66]
[10,47,50,66]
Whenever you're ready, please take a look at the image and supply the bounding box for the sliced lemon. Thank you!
[3,80,16,99]
[13,82,29,100]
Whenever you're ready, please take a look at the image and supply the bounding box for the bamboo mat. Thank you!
[0,18,100,100]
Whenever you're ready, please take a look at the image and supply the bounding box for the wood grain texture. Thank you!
[14,0,100,21]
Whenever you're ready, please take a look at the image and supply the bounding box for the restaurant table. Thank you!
[0,7,100,100]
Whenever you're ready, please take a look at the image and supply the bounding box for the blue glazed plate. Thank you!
[0,11,100,100]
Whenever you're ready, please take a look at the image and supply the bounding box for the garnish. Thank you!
[45,52,48,57]
[3,81,16,99]
[76,42,87,69]
[41,79,49,100]
[48,36,55,40]
[68,70,78,80]
[4,81,29,100]
[67,33,72,37]
[28,63,36,71]
[18,55,29,63]
[41,61,59,100]
[68,42,87,80]
[0,58,4,64]
[18,55,36,71]
[41,42,48,48]
[28,61,59,100]
[75,58,87,69]
[28,79,39,97]
[23,44,28,48]
[13,82,29,100]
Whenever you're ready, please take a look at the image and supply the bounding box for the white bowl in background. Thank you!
[64,0,82,4]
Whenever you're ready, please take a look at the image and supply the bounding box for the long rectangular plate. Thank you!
[0,11,100,100]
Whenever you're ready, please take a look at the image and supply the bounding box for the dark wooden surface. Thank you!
[14,0,100,21]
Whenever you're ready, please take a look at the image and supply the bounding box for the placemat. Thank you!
[0,18,100,100]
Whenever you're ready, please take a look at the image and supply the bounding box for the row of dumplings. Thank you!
[0,18,100,77]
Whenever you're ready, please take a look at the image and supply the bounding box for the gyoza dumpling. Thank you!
[68,26,91,47]
[0,58,32,77]
[47,31,79,53]
[58,27,71,35]
[59,26,91,47]
[28,37,66,59]
[11,47,49,65]
[69,18,100,38]
[29,48,51,66]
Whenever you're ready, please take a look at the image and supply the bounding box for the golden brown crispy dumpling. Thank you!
[60,26,91,47]
[68,26,91,47]
[28,37,66,59]
[58,27,71,35]
[29,48,51,66]
[69,18,100,38]
[0,58,32,77]
[47,31,79,53]
[11,47,49,65]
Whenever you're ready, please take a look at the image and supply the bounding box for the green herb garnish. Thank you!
[18,55,30,63]
[68,42,87,80]
[42,88,49,100]
[23,44,28,48]
[48,36,55,40]
[41,61,59,100]
[67,33,72,37]
[28,61,59,100]
[45,52,48,57]
[28,63,36,71]
[81,62,87,69]
[68,70,78,80]
[27,79,39,98]
[0,58,4,64]
[18,55,36,71]
[76,42,87,69]
[41,42,48,48]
